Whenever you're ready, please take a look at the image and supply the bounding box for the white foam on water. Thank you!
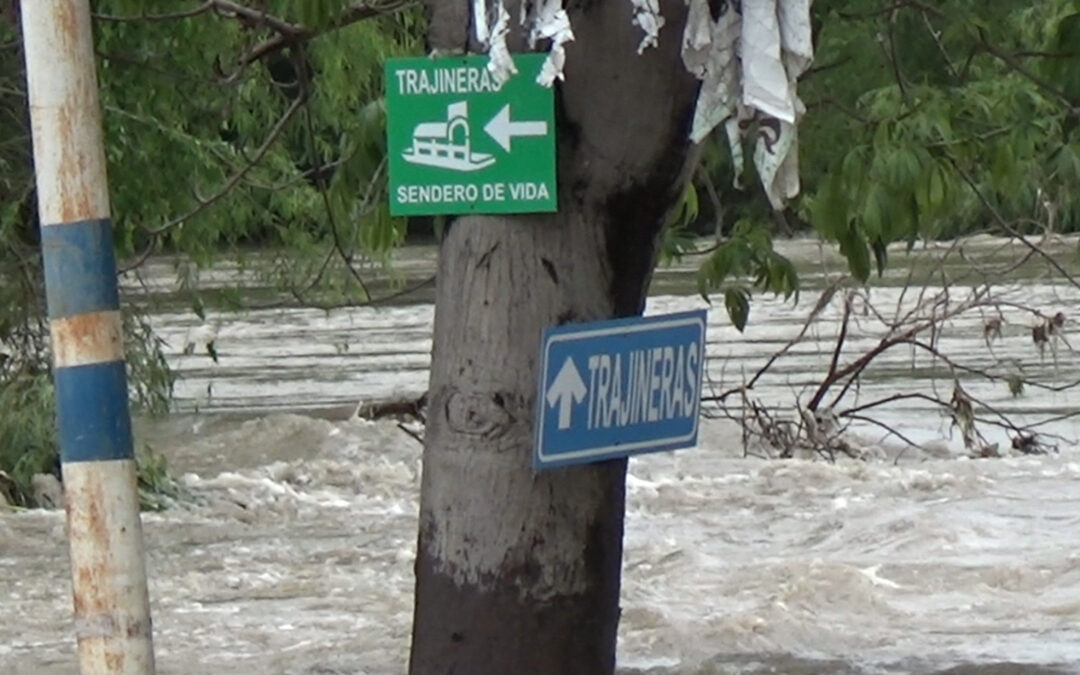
[7,245,1080,673]
[2,414,1080,674]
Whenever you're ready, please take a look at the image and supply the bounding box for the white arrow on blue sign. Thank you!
[534,309,708,469]
[546,356,588,430]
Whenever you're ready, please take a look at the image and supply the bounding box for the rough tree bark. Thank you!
[409,2,701,673]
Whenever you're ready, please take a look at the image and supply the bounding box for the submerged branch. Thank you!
[704,236,1078,464]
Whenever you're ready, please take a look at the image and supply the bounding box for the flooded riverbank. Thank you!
[3,236,1080,674]
[5,413,1080,674]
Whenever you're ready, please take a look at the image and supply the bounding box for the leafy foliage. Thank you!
[695,219,798,331]
[799,0,1080,250]
[0,2,424,506]
[657,180,700,265]
[136,443,190,512]
[687,0,1080,326]
[0,373,57,506]
[88,1,423,282]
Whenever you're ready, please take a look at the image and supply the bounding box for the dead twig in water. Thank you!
[702,233,1080,463]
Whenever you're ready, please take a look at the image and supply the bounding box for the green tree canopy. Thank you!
[0,0,424,504]
[691,0,1080,314]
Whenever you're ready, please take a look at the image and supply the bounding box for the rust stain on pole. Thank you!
[25,0,111,225]
[64,463,154,673]
[51,311,125,368]
[56,105,98,223]
[54,0,77,42]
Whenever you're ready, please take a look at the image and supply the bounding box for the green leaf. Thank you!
[861,184,888,240]
[990,142,1016,193]
[659,182,702,265]
[696,241,738,295]
[812,171,849,240]
[1046,12,1080,100]
[871,237,888,277]
[724,287,751,332]
[927,163,947,214]
[839,226,871,282]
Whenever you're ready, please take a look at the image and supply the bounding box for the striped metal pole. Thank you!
[21,2,157,673]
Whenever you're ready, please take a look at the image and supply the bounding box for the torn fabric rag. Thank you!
[680,0,814,209]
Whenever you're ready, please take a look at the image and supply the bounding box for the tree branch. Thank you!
[218,1,416,82]
[836,0,942,20]
[949,158,1080,290]
[810,291,851,410]
[94,1,416,84]
[705,281,842,403]
[811,286,990,413]
[262,274,436,311]
[92,3,216,22]
[976,27,1079,113]
[118,90,307,273]
[147,92,306,237]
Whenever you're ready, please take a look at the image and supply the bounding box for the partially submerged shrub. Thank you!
[0,250,180,508]
[0,372,58,507]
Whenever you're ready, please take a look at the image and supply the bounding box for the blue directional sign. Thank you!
[535,309,707,469]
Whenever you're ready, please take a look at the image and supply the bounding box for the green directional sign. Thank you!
[385,54,557,217]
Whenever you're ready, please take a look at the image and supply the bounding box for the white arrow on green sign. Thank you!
[385,54,558,217]
[484,104,548,152]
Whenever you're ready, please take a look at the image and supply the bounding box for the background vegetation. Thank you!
[682,0,1080,317]
[2,0,1079,503]
[0,0,423,505]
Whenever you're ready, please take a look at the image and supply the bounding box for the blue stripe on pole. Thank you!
[40,218,120,320]
[54,360,134,463]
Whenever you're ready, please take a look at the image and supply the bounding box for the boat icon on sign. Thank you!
[402,101,494,172]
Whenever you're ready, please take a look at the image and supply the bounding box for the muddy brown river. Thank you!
[3,236,1080,674]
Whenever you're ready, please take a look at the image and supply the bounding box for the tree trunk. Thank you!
[409,2,700,673]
